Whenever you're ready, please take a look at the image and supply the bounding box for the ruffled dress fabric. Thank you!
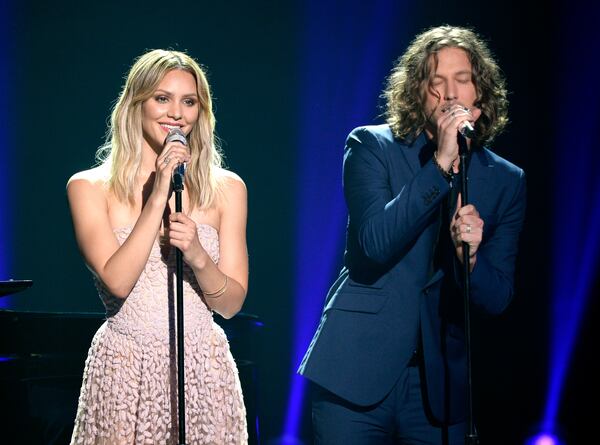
[70,225,247,444]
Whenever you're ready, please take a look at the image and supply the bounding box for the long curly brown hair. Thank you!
[383,25,508,146]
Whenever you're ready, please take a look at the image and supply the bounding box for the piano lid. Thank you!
[0,280,33,297]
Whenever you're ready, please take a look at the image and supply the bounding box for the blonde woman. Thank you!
[68,49,248,444]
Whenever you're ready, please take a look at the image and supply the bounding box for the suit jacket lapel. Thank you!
[465,147,494,205]
[397,133,427,176]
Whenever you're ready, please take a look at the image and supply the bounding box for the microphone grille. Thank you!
[165,127,187,145]
[459,121,476,139]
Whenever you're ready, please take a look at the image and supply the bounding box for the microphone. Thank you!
[458,121,476,139]
[166,127,187,146]
[442,103,476,139]
[165,128,187,184]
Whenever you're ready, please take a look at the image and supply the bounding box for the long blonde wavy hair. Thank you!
[383,25,508,146]
[97,49,224,210]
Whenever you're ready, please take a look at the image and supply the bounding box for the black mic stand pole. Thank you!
[173,170,188,445]
[457,134,479,445]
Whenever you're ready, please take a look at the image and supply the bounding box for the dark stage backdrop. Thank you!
[3,0,598,444]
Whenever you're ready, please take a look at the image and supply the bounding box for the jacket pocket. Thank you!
[345,273,389,291]
[326,279,390,314]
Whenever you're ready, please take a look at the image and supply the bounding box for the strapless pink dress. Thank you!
[70,225,247,444]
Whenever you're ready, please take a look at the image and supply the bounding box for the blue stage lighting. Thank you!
[0,0,14,307]
[281,0,408,441]
[525,431,565,445]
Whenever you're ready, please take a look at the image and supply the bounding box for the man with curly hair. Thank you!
[299,25,526,444]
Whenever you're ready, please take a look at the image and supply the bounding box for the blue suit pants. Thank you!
[311,364,465,445]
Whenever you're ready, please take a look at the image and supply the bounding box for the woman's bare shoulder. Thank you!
[214,168,247,220]
[215,167,246,191]
[66,165,111,204]
[67,165,110,189]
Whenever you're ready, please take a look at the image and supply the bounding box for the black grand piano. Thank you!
[0,280,263,444]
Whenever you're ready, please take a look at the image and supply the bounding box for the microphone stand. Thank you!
[457,134,479,445]
[173,170,188,445]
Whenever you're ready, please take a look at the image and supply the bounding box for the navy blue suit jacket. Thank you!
[298,125,526,424]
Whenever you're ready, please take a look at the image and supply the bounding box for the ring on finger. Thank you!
[164,157,171,164]
[466,224,472,233]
